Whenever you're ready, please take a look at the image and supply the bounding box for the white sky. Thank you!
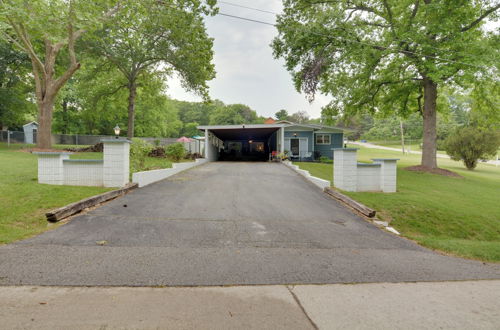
[165,0,330,119]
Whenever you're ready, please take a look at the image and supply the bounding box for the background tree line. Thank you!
[0,34,268,137]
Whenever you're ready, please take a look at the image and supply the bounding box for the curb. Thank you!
[282,161,330,190]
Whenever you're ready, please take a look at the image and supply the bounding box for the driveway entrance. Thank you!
[0,162,498,286]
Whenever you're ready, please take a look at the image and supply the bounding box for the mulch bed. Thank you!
[149,147,166,158]
[404,165,463,178]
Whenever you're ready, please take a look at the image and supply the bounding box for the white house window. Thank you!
[316,134,331,145]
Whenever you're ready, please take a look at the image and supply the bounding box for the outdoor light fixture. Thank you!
[293,132,297,137]
[249,140,253,144]
[114,125,120,138]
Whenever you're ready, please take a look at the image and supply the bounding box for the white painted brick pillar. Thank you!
[34,152,72,185]
[372,158,399,193]
[102,139,131,187]
[333,148,358,192]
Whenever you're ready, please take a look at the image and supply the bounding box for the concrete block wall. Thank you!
[283,161,331,190]
[333,149,358,192]
[356,164,382,191]
[132,158,208,188]
[63,160,104,186]
[333,149,398,193]
[372,159,398,193]
[36,153,71,185]
[35,139,131,188]
[103,140,130,188]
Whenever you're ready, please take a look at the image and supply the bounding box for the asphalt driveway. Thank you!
[0,162,498,286]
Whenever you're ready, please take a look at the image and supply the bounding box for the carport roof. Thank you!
[198,124,285,130]
[198,122,352,132]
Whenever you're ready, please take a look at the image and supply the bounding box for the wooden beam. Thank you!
[46,183,138,222]
[324,187,376,218]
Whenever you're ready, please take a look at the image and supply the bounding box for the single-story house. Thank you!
[198,120,348,162]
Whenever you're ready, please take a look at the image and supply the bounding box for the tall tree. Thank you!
[289,110,310,123]
[0,0,122,148]
[0,39,33,129]
[275,109,289,120]
[88,0,216,138]
[273,0,499,169]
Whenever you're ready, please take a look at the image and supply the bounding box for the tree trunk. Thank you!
[62,99,69,134]
[127,82,137,139]
[421,77,438,168]
[37,98,55,149]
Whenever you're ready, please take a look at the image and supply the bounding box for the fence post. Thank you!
[7,130,10,147]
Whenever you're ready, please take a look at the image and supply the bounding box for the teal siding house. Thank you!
[280,121,345,160]
[199,121,348,161]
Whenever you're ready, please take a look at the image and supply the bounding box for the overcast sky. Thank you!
[166,0,330,119]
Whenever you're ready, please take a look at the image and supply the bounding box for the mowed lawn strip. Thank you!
[0,143,113,244]
[294,146,500,262]
[0,142,181,244]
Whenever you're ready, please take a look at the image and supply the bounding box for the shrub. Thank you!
[130,138,153,172]
[319,156,333,164]
[444,127,500,170]
[166,143,186,162]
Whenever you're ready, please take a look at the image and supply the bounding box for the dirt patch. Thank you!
[404,165,463,178]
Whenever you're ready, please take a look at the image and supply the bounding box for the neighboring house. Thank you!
[23,121,38,144]
[199,121,347,162]
[264,117,276,124]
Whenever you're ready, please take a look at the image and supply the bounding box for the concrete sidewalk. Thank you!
[1,281,499,329]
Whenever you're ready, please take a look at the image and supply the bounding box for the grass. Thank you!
[0,142,179,244]
[294,146,500,262]
[0,143,112,244]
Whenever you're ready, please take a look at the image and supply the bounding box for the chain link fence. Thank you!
[0,130,204,154]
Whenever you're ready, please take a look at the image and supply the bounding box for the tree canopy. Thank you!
[0,0,123,147]
[0,39,34,129]
[87,0,217,138]
[273,0,499,168]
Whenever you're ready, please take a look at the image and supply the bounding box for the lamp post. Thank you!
[114,125,121,139]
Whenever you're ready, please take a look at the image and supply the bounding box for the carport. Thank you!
[199,124,285,161]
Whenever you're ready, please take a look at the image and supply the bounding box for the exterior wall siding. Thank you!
[284,130,313,152]
[314,133,343,159]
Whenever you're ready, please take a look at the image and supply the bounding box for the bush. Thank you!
[130,138,153,172]
[319,156,333,164]
[166,143,186,162]
[444,127,500,170]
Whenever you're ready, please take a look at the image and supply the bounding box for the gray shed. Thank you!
[23,121,38,144]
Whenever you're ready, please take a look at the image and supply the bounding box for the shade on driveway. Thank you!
[0,163,498,286]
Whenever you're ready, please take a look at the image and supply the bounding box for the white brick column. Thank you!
[333,148,358,192]
[34,152,72,185]
[102,139,131,187]
[372,158,399,193]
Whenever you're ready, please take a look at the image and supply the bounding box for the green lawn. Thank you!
[0,143,112,244]
[0,143,176,244]
[294,146,500,262]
